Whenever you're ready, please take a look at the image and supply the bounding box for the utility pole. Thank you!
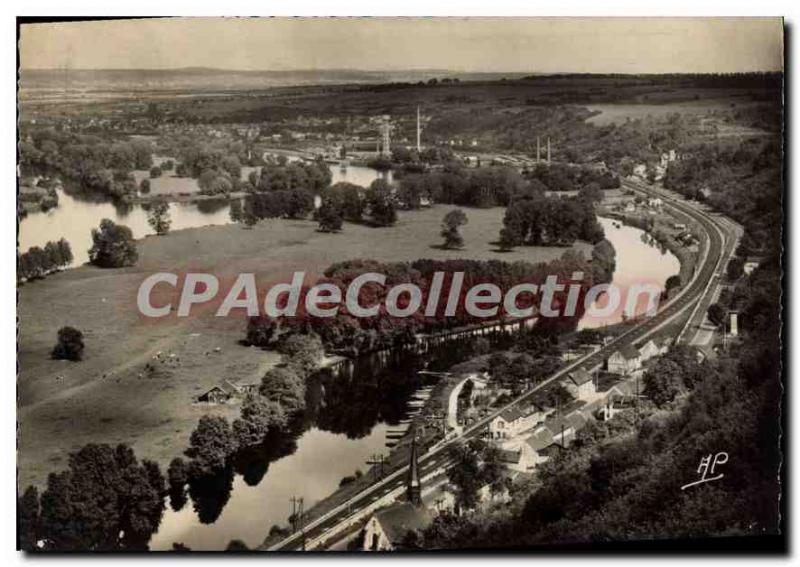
[547,137,552,164]
[536,136,541,163]
[367,453,386,480]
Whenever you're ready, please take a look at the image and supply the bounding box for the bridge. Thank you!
[264,178,736,551]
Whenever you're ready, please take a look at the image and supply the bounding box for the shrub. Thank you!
[52,326,84,361]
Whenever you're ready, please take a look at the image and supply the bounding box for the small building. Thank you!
[607,344,642,376]
[363,502,434,551]
[638,339,668,363]
[196,380,244,404]
[743,256,764,276]
[563,368,596,401]
[499,428,555,472]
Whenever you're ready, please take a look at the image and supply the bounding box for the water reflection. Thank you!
[19,163,391,267]
[148,335,503,550]
[578,217,680,329]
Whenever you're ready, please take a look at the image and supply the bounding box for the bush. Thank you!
[52,326,84,361]
[149,166,163,178]
[139,179,151,194]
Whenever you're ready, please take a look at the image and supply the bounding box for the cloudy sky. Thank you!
[20,17,784,73]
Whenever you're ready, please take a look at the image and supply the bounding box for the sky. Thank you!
[19,17,784,74]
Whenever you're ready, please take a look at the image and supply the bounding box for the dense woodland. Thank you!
[246,246,615,358]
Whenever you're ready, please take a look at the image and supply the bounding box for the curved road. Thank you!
[266,180,732,551]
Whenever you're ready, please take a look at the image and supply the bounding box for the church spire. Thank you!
[407,428,422,506]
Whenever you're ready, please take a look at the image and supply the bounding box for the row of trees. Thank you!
[18,238,73,282]
[498,186,605,250]
[18,444,166,551]
[246,250,604,358]
[167,334,323,502]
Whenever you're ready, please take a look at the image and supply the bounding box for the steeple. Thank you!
[407,428,422,506]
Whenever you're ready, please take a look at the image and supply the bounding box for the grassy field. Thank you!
[18,205,590,489]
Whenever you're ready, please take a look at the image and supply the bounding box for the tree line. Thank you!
[246,248,613,358]
[18,238,73,282]
[19,129,152,200]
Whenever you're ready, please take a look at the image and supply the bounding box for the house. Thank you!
[499,428,555,472]
[196,380,244,404]
[743,256,764,276]
[638,338,669,363]
[607,344,642,375]
[363,502,434,551]
[648,197,663,209]
[624,201,636,213]
[237,382,260,395]
[563,368,596,401]
[488,403,543,440]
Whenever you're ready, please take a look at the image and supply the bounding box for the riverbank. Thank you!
[18,205,588,490]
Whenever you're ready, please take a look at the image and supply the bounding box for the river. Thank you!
[149,339,482,551]
[18,163,392,267]
[578,217,681,329]
[19,184,678,550]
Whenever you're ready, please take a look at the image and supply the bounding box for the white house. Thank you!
[562,368,596,401]
[499,428,555,472]
[488,403,544,440]
[607,344,643,375]
[638,339,668,363]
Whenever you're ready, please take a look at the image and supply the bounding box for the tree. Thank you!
[440,208,468,249]
[643,358,684,407]
[478,444,507,497]
[88,219,138,268]
[52,326,84,361]
[149,166,163,179]
[447,444,482,513]
[336,182,366,222]
[142,459,166,495]
[665,274,682,293]
[366,179,397,226]
[279,333,324,376]
[232,395,288,448]
[18,485,40,551]
[185,416,238,477]
[317,196,344,233]
[707,303,728,328]
[498,223,522,251]
[229,199,244,224]
[259,366,306,413]
[167,457,188,492]
[38,444,164,550]
[226,539,249,551]
[727,257,745,281]
[139,179,151,194]
[147,200,171,235]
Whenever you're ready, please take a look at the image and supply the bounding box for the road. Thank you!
[265,179,734,551]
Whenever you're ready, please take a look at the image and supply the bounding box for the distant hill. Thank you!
[19,67,532,96]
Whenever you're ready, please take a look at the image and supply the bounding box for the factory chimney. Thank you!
[416,106,421,153]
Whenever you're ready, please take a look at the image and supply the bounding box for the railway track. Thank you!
[267,181,732,551]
